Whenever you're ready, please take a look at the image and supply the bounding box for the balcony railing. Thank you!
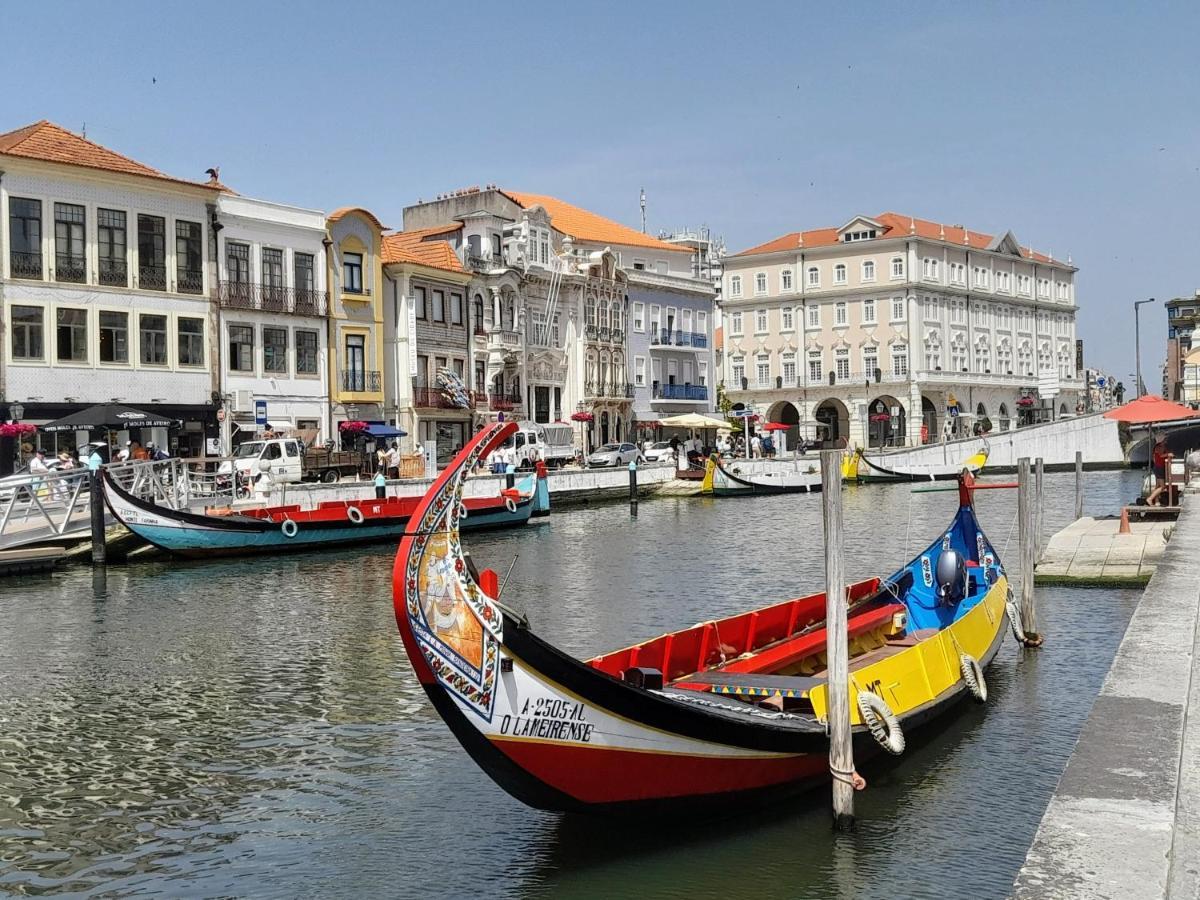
[99,258,127,287]
[10,251,42,279]
[218,281,329,316]
[652,383,708,401]
[489,329,521,347]
[413,386,452,409]
[466,253,506,272]
[585,324,622,344]
[178,269,204,295]
[138,264,167,291]
[653,329,707,349]
[488,393,515,411]
[610,329,624,344]
[55,255,86,284]
[341,369,381,392]
[472,390,489,407]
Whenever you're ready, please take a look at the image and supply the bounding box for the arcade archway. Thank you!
[814,398,849,449]
[868,395,905,448]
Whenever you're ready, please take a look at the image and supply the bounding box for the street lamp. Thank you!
[1134,297,1156,397]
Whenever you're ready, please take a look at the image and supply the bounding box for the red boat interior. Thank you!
[210,494,512,524]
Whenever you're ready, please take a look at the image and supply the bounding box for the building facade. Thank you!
[326,208,386,435]
[721,213,1082,450]
[0,121,221,455]
[213,193,330,449]
[1164,291,1200,402]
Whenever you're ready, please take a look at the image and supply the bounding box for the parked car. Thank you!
[587,442,641,468]
[642,441,676,463]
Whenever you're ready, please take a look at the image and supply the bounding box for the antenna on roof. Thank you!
[81,121,86,139]
[640,188,647,234]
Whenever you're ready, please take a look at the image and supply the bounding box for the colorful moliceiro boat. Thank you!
[702,455,824,496]
[855,443,989,483]
[393,421,1016,815]
[103,466,546,558]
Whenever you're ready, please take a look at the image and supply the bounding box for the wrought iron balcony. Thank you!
[613,382,635,398]
[653,329,707,349]
[472,390,489,407]
[610,329,625,344]
[488,393,514,411]
[10,251,42,279]
[652,383,708,401]
[341,369,381,392]
[98,258,127,287]
[413,385,452,409]
[217,281,329,316]
[177,269,204,295]
[466,253,506,272]
[585,324,598,340]
[598,327,610,342]
[54,255,86,284]
[138,264,167,291]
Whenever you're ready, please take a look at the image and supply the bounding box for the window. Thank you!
[973,266,991,289]
[698,361,708,386]
[229,324,254,372]
[1017,274,1032,296]
[99,311,128,363]
[922,257,940,280]
[863,347,878,378]
[263,326,287,373]
[862,260,875,282]
[807,304,820,328]
[948,262,966,285]
[137,215,166,291]
[835,348,850,381]
[996,270,1010,293]
[782,353,796,385]
[781,307,794,330]
[261,247,285,303]
[634,356,646,386]
[807,351,822,382]
[951,336,968,371]
[293,329,318,375]
[56,308,88,362]
[227,242,250,288]
[755,272,767,295]
[891,257,904,279]
[343,252,363,293]
[413,286,426,319]
[472,293,485,332]
[1037,277,1050,298]
[891,297,906,321]
[863,298,876,324]
[807,266,820,287]
[632,259,646,271]
[432,290,445,323]
[731,357,745,386]
[98,209,127,287]
[11,306,44,359]
[139,313,168,365]
[892,344,909,376]
[975,340,991,372]
[834,264,847,285]
[54,203,86,283]
[178,317,205,367]
[175,221,203,294]
[451,292,464,325]
[923,339,941,370]
[295,252,315,300]
[842,229,876,242]
[648,305,661,334]
[781,269,793,291]
[632,302,644,331]
[730,311,743,335]
[757,355,771,387]
[729,275,742,297]
[345,335,366,390]
[10,198,43,279]
[755,309,768,333]
[835,302,847,326]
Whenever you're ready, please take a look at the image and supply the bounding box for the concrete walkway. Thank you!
[1013,494,1200,898]
[1036,516,1168,585]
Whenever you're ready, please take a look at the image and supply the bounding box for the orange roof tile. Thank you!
[328,206,388,231]
[732,212,1060,265]
[502,190,691,253]
[381,224,465,273]
[0,120,218,190]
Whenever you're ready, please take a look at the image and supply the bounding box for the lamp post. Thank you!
[1134,298,1156,397]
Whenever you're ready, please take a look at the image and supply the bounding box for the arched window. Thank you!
[891,257,904,278]
[472,293,484,331]
[807,266,820,287]
[862,260,875,281]
[834,264,847,285]
[998,403,1011,431]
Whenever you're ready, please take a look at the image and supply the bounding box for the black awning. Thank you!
[39,403,180,433]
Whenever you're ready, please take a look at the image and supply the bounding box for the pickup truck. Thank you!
[503,421,577,469]
[219,439,363,485]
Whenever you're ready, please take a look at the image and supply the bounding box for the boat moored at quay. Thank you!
[393,420,1012,815]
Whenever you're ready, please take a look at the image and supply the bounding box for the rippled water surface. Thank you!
[0,470,1145,898]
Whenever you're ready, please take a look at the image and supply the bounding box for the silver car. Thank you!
[587,442,641,468]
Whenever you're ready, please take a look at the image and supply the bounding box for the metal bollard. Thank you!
[629,460,638,517]
[89,469,106,566]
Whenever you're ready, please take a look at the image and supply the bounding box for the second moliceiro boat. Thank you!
[701,454,825,495]
[855,443,989,483]
[393,421,1015,815]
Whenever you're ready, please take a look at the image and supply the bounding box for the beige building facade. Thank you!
[721,213,1081,449]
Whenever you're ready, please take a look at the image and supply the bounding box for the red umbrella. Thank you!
[869,412,891,422]
[1103,395,1199,425]
[760,422,790,431]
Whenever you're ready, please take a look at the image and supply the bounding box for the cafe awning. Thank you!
[40,403,178,433]
[364,423,408,438]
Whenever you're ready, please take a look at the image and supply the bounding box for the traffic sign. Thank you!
[255,400,267,425]
[730,408,756,418]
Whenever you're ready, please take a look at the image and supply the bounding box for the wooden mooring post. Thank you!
[89,468,106,567]
[1074,451,1084,520]
[820,449,854,829]
[1017,458,1040,645]
[628,461,638,517]
[1034,457,1045,554]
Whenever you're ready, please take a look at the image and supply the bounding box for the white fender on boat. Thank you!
[960,653,987,702]
[504,496,518,514]
[281,518,298,538]
[858,691,905,755]
[347,506,365,524]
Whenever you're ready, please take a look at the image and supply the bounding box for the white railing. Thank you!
[0,466,94,548]
[105,457,237,511]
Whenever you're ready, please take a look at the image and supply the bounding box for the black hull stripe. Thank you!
[713,459,823,495]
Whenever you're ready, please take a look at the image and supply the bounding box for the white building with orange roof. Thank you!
[720,213,1081,451]
[0,120,223,457]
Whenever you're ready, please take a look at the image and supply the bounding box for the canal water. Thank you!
[0,470,1145,898]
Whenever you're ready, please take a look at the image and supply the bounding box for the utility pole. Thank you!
[1134,298,1156,396]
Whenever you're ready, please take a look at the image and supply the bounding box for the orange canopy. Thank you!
[1103,395,1200,425]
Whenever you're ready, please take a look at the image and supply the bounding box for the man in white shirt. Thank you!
[116,441,131,462]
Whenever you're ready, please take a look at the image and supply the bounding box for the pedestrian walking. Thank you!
[374,469,387,500]
[751,433,762,459]
[387,441,402,479]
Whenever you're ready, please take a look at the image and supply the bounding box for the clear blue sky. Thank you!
[3,0,1197,384]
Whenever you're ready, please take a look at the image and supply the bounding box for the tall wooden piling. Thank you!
[1034,457,1045,553]
[628,461,638,517]
[1074,451,1084,520]
[820,449,854,829]
[89,469,106,566]
[1017,458,1039,642]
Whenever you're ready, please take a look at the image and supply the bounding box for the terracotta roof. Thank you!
[328,206,388,231]
[0,120,218,190]
[732,212,1059,265]
[382,224,465,273]
[501,190,691,253]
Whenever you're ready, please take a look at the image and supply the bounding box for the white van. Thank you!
[504,421,576,468]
